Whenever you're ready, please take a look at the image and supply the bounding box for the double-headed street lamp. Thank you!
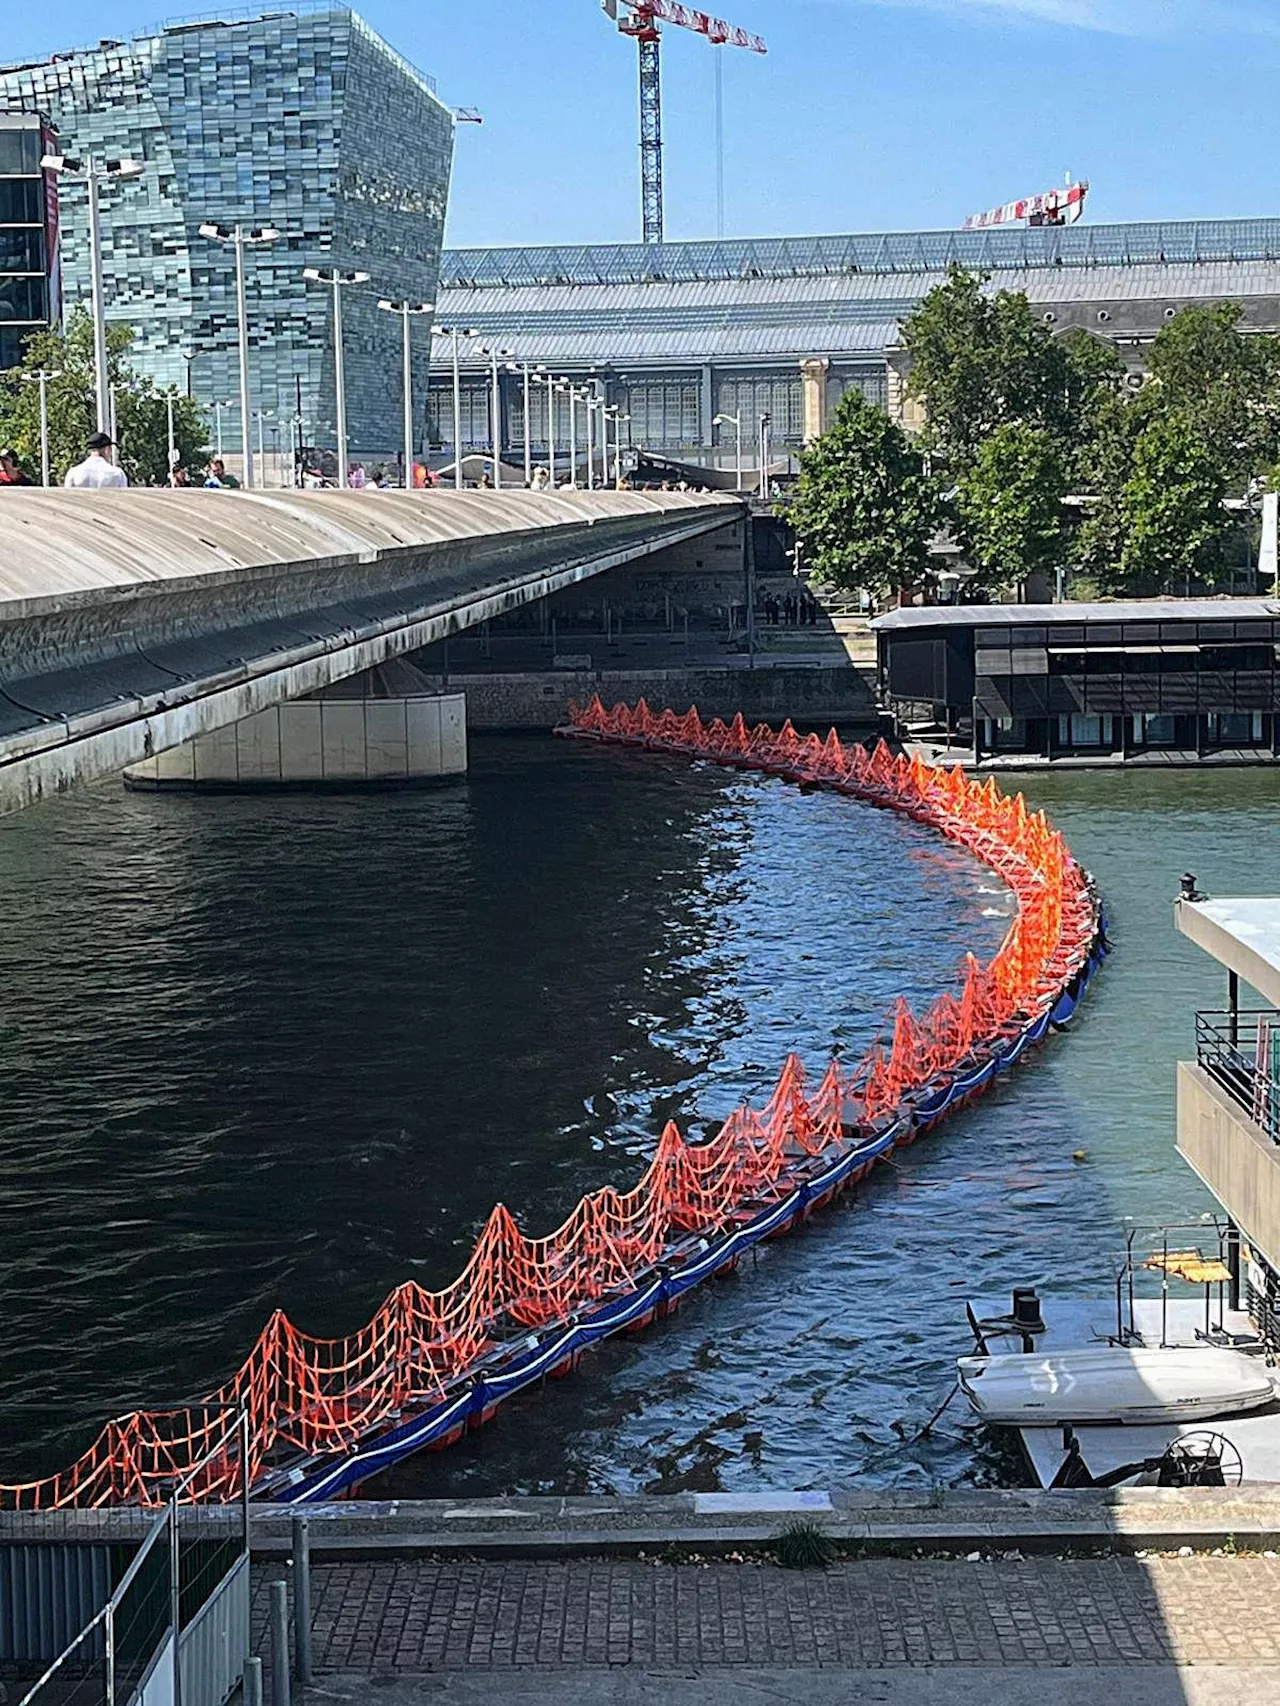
[714,411,743,490]
[213,399,238,461]
[378,298,435,489]
[507,361,547,485]
[199,224,279,488]
[21,368,60,487]
[303,266,370,488]
[530,370,559,487]
[434,325,475,489]
[473,343,513,488]
[41,153,143,435]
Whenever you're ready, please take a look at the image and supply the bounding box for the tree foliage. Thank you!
[955,423,1068,599]
[786,389,938,602]
[0,312,209,485]
[902,266,1090,470]
[1113,409,1235,596]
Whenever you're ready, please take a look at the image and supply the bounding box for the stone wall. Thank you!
[415,665,878,732]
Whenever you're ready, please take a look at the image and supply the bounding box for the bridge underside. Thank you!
[0,490,740,814]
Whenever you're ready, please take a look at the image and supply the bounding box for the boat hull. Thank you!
[958,1346,1276,1426]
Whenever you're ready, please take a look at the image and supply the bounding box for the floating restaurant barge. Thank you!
[0,706,1104,1509]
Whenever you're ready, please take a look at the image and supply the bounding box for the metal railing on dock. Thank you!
[1195,1008,1280,1145]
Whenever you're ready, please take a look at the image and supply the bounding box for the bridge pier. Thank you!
[122,684,466,792]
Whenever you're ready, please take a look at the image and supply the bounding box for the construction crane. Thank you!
[964,179,1089,231]
[602,0,767,246]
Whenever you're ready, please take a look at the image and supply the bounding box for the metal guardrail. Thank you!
[1195,1008,1280,1146]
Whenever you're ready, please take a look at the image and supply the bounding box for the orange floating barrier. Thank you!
[0,704,1103,1509]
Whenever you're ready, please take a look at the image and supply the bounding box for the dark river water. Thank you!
[1,738,1277,1495]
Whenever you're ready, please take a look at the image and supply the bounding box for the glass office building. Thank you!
[0,7,454,454]
[0,111,57,370]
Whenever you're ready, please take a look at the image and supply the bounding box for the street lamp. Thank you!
[41,153,143,435]
[614,413,630,487]
[560,383,580,486]
[758,412,772,500]
[303,266,370,489]
[508,361,546,485]
[213,399,238,461]
[198,223,280,489]
[254,409,275,484]
[474,344,513,488]
[379,298,435,490]
[434,325,476,489]
[714,411,743,490]
[530,370,559,488]
[21,369,60,487]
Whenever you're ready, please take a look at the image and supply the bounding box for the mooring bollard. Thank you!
[291,1515,313,1685]
[270,1579,290,1706]
[244,1654,264,1706]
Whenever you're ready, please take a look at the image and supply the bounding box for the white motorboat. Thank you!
[958,1344,1276,1427]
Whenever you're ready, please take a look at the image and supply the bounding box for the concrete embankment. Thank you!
[9,1488,1280,1558]
[417,663,880,731]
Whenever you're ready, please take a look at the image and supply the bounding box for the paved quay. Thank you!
[251,1553,1280,1705]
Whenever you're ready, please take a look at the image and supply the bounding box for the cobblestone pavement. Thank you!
[251,1555,1280,1673]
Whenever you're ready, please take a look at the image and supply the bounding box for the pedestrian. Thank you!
[348,462,367,489]
[64,431,127,489]
[209,457,239,489]
[168,465,190,488]
[531,465,549,491]
[0,448,33,485]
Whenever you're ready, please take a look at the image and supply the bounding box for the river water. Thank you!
[0,740,1276,1495]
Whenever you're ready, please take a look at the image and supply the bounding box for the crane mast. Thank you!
[605,0,766,246]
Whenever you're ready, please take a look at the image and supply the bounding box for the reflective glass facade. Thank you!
[0,8,454,453]
[0,112,55,370]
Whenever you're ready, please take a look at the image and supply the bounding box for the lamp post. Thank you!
[21,369,60,487]
[199,224,280,488]
[254,409,275,484]
[303,266,370,489]
[213,399,238,462]
[614,413,629,487]
[758,411,771,500]
[530,371,558,487]
[475,344,512,488]
[434,325,476,490]
[379,298,435,489]
[40,153,143,435]
[563,384,579,486]
[714,411,743,489]
[584,394,595,492]
[508,361,546,485]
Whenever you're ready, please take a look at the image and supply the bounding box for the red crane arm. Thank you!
[627,0,766,52]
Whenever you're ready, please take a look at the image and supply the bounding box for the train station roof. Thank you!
[440,219,1280,289]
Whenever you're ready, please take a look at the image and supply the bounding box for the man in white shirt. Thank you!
[64,432,128,489]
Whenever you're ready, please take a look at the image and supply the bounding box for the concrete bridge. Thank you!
[0,488,741,813]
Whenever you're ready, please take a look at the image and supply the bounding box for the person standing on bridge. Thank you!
[64,432,127,489]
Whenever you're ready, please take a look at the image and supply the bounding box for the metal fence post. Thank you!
[291,1516,312,1685]
[104,1601,115,1706]
[244,1654,264,1706]
[270,1579,290,1706]
[170,1498,183,1706]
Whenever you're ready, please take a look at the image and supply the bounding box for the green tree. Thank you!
[0,312,209,485]
[785,389,939,603]
[901,266,1076,469]
[1114,409,1234,596]
[1057,327,1127,475]
[955,423,1068,599]
[1144,302,1279,482]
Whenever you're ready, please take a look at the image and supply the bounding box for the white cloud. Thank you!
[851,0,1277,35]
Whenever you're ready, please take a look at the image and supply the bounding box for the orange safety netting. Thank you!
[0,702,1097,1509]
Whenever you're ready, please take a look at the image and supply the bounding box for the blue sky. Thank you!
[10,0,1279,246]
